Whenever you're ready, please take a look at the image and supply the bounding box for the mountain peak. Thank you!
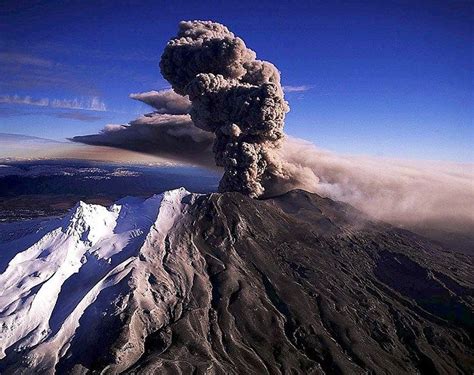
[64,200,120,245]
[61,187,193,245]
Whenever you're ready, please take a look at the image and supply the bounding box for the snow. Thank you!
[0,188,196,369]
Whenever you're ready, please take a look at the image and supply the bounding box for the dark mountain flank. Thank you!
[126,190,473,374]
[0,189,472,374]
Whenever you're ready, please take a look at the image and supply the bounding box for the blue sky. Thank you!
[0,0,472,162]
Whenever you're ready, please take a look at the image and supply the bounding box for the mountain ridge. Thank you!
[0,188,472,374]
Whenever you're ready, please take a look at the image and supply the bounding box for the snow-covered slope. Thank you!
[0,188,199,373]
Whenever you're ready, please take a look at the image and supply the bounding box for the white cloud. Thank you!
[101,124,127,133]
[0,94,49,107]
[283,85,314,93]
[0,52,54,68]
[51,96,106,111]
[0,94,106,112]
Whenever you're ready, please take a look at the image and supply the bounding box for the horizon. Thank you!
[2,131,474,167]
[0,0,473,163]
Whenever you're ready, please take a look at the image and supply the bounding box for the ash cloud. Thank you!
[279,138,474,237]
[74,85,213,166]
[73,112,215,168]
[130,89,191,115]
[159,20,289,197]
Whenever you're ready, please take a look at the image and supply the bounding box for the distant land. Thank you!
[0,133,181,165]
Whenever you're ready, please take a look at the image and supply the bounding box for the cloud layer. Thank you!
[0,95,49,107]
[0,94,107,111]
[73,113,215,168]
[0,52,54,68]
[0,133,174,165]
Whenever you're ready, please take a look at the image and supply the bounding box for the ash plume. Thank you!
[129,89,191,115]
[159,20,289,197]
[74,87,214,167]
[279,138,474,240]
[73,113,215,168]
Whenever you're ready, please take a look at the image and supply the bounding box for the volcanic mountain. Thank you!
[0,188,472,374]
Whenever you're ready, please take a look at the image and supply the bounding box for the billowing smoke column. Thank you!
[160,20,289,197]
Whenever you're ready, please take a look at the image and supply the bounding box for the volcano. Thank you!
[0,188,472,374]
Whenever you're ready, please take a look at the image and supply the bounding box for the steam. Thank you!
[159,20,289,197]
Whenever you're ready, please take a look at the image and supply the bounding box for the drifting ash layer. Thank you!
[0,189,473,374]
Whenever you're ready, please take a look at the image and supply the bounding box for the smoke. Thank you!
[129,89,191,115]
[279,138,474,235]
[73,81,217,167]
[73,112,215,168]
[0,134,174,164]
[159,20,289,197]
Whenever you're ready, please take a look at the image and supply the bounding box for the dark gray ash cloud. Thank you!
[73,113,215,168]
[159,20,289,197]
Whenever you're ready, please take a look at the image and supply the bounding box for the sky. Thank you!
[0,0,472,162]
